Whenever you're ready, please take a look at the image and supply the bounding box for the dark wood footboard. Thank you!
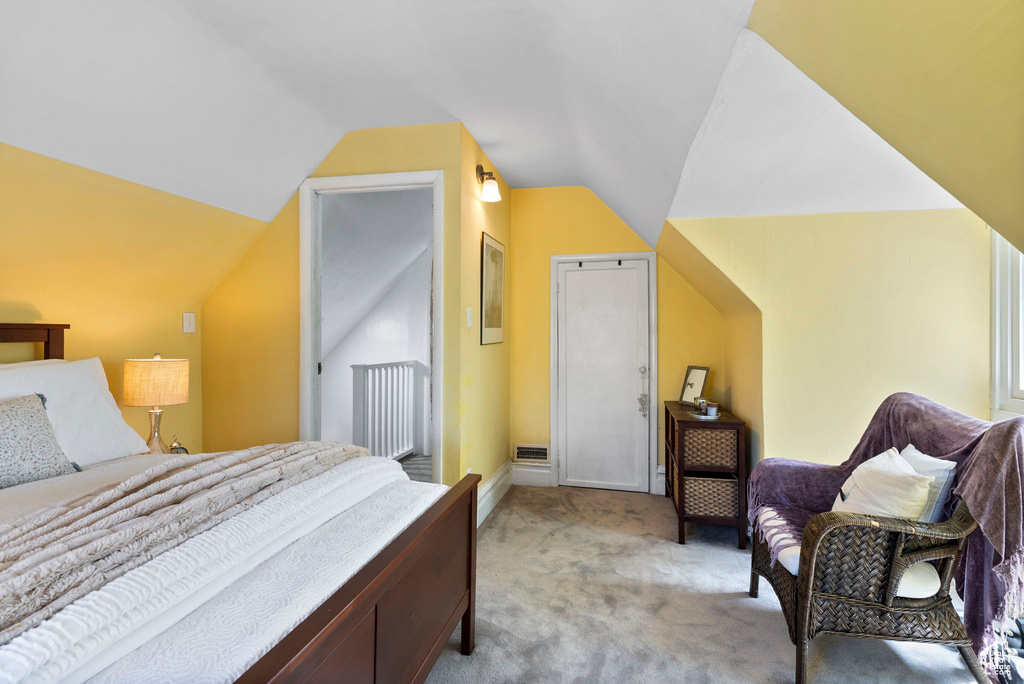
[237,474,481,684]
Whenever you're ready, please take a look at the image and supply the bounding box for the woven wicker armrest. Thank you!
[797,505,977,608]
[749,458,849,516]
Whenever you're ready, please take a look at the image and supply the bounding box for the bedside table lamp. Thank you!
[123,354,189,454]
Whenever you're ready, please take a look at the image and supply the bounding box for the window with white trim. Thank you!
[992,230,1024,419]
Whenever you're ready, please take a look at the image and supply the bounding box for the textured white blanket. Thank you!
[91,479,446,683]
[0,442,367,645]
[0,453,409,684]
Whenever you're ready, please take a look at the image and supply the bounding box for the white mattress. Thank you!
[0,453,446,683]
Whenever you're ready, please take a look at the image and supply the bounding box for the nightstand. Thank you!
[664,401,748,549]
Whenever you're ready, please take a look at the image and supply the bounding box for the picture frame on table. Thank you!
[679,365,709,406]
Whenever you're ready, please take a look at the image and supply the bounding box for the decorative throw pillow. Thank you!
[832,447,934,519]
[0,394,78,489]
[899,444,958,523]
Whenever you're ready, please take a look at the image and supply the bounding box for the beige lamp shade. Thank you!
[123,354,189,407]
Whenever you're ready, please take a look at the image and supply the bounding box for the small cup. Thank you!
[706,402,719,417]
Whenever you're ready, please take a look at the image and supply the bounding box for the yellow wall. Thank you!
[509,187,726,466]
[202,123,512,484]
[459,127,513,482]
[7,125,987,482]
[657,224,764,461]
[0,143,267,452]
[720,312,764,462]
[750,0,1024,251]
[200,196,306,453]
[664,209,990,465]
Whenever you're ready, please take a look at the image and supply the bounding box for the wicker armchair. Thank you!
[750,503,989,684]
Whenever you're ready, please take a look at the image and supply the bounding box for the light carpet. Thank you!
[426,485,976,683]
[399,453,433,483]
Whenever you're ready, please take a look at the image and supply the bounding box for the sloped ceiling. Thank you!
[320,188,433,356]
[0,0,754,246]
[669,31,961,219]
[749,0,1024,247]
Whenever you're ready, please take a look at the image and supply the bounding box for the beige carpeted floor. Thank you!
[426,485,976,684]
[399,453,433,483]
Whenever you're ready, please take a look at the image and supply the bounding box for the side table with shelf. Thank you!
[664,401,748,549]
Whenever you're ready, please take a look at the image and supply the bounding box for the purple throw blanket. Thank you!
[747,392,1024,673]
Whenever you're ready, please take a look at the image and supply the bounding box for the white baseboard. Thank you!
[477,459,512,527]
[512,462,553,486]
[510,462,664,493]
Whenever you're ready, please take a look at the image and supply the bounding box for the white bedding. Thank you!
[0,451,177,523]
[91,478,445,683]
[0,453,446,684]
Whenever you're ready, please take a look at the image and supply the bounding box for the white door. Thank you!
[556,258,651,492]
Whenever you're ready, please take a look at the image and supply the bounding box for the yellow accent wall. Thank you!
[0,142,268,452]
[656,224,764,462]
[202,123,512,484]
[750,0,1024,250]
[509,187,726,466]
[460,127,513,482]
[663,209,989,465]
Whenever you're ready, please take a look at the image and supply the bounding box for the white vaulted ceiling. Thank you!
[0,0,755,245]
[668,31,962,219]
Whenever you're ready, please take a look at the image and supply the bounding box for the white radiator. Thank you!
[351,361,428,459]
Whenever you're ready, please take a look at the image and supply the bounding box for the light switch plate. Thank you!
[467,307,472,327]
[182,312,196,334]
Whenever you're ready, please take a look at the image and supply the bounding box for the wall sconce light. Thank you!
[477,165,501,202]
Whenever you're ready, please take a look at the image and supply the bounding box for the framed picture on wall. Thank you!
[481,232,505,344]
[679,365,709,406]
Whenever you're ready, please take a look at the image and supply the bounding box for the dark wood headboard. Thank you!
[0,324,71,359]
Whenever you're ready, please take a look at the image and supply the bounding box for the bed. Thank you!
[0,323,479,683]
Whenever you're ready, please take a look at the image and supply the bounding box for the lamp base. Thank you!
[146,407,171,454]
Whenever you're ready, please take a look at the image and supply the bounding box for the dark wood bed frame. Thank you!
[0,323,70,359]
[1,323,480,684]
[240,475,479,683]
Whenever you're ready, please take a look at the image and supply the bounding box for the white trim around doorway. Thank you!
[299,171,445,485]
[549,252,659,494]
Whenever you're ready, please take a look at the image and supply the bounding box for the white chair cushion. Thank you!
[758,508,942,599]
[775,544,940,598]
[899,444,957,523]
[832,448,933,519]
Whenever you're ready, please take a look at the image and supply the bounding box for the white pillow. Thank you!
[833,448,934,519]
[0,358,147,466]
[900,444,957,523]
[0,359,67,371]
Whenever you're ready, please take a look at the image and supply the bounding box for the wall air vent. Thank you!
[512,443,550,465]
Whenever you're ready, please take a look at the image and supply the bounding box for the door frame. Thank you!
[299,171,444,485]
[549,252,658,493]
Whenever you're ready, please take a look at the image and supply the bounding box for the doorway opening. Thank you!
[550,252,658,493]
[299,171,444,484]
